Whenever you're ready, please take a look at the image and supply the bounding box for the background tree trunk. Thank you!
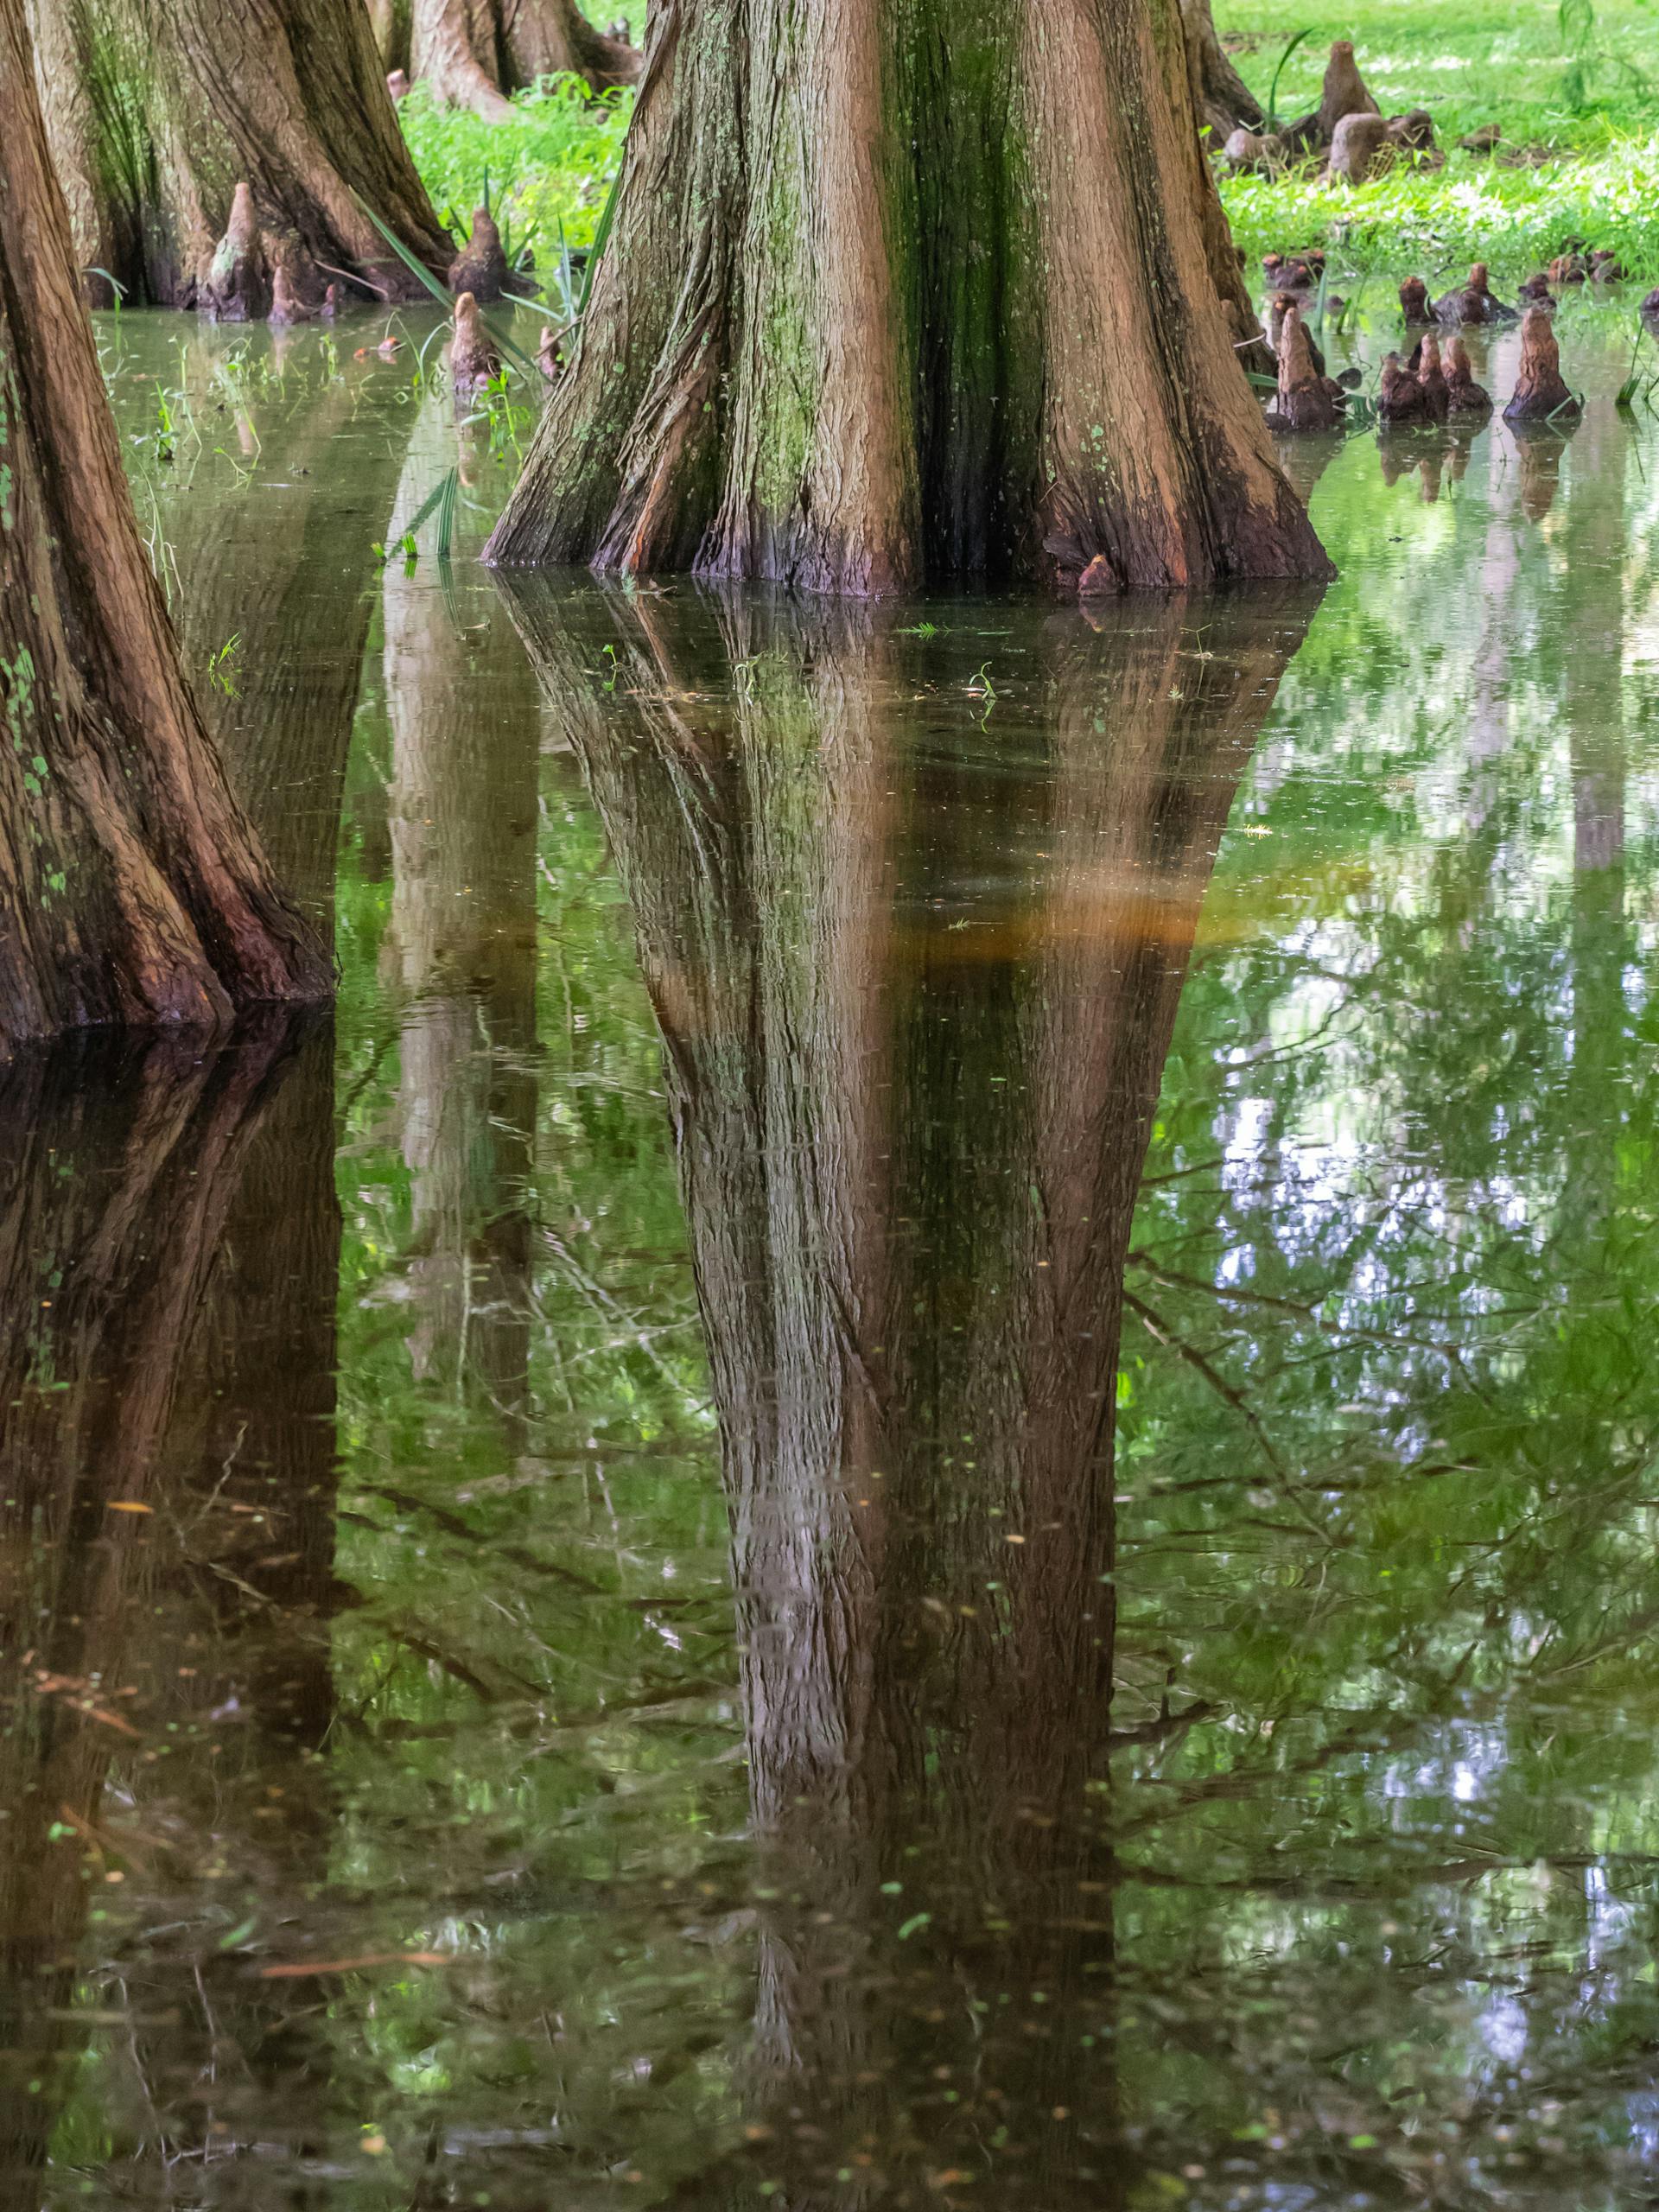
[25,0,450,308]
[486,0,1325,595]
[0,0,329,1053]
[1182,0,1262,140]
[403,0,639,111]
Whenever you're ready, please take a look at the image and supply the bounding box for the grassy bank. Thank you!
[394,0,1659,295]
[1216,0,1659,278]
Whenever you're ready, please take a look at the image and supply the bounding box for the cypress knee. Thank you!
[448,207,513,302]
[450,294,502,397]
[1504,308,1580,423]
[1416,333,1451,424]
[1444,338,1492,416]
[1379,352,1432,424]
[1268,303,1343,432]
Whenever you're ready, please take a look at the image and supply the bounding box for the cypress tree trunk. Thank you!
[486,0,1327,595]
[1182,0,1262,140]
[24,0,450,308]
[398,0,639,112]
[0,0,331,1054]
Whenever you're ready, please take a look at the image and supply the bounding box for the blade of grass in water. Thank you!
[576,173,620,321]
[400,466,458,549]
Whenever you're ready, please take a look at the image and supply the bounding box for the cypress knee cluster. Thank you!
[487,0,1330,597]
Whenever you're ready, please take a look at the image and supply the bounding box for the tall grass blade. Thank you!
[402,467,458,547]
[576,172,620,320]
[558,216,579,325]
[1266,27,1315,133]
[435,466,460,565]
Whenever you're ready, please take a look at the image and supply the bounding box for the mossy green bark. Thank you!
[486,0,1327,596]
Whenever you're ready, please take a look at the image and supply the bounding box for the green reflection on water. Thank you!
[1,304,1658,2210]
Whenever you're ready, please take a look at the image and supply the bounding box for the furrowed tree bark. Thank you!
[395,0,640,112]
[24,0,450,308]
[485,0,1331,596]
[0,0,331,1054]
[1181,0,1262,141]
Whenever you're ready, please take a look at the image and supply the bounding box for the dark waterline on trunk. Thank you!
[3,302,1659,2209]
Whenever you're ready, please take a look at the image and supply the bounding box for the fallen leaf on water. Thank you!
[259,1951,449,1980]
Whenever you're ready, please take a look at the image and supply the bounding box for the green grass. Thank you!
[1216,0,1659,277]
[398,74,632,259]
[393,1,1659,297]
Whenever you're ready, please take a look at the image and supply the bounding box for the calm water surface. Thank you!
[3,300,1659,2209]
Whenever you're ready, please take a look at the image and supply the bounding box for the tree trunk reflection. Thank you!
[384,393,542,1424]
[0,1013,340,2202]
[507,582,1319,2205]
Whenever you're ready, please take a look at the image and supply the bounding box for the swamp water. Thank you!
[3,302,1659,2209]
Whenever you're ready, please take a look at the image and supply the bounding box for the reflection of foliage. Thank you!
[1112,375,1659,2191]
[322,487,739,2178]
[33,320,1659,2207]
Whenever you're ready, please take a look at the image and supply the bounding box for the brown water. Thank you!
[3,296,1659,2209]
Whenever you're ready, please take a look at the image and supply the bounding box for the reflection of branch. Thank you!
[358,1480,601,1593]
[1121,1847,1659,1900]
[1126,1249,1491,1354]
[1122,1289,1299,1493]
